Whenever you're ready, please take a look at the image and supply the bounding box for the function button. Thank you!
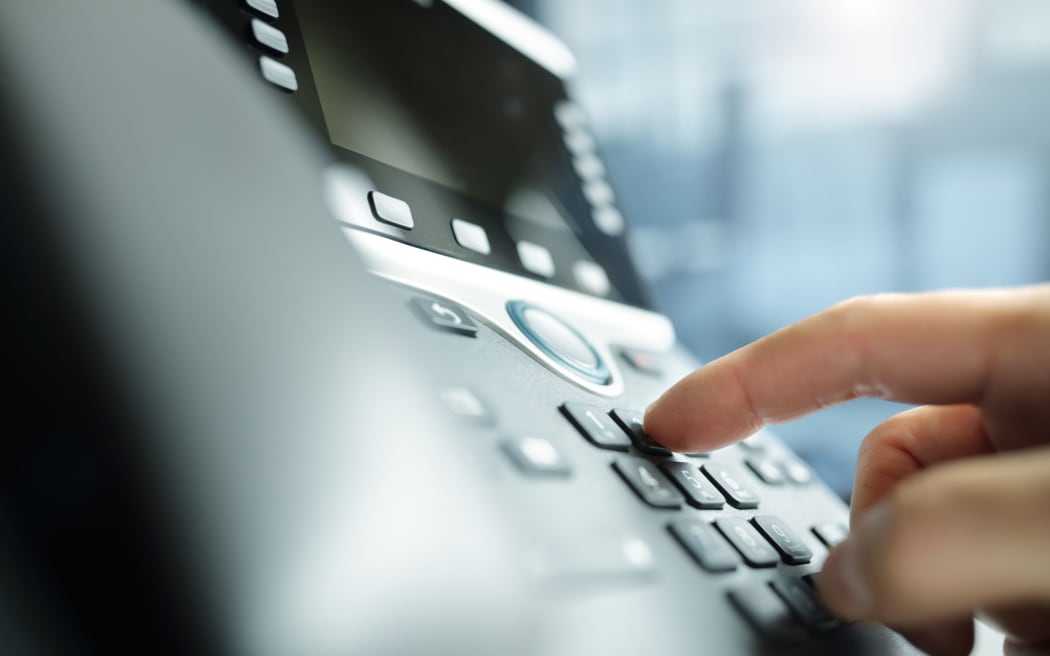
[507,302,610,385]
[746,458,786,486]
[728,584,808,645]
[250,18,289,54]
[516,240,555,278]
[451,218,491,255]
[561,403,631,451]
[438,387,492,425]
[591,205,625,236]
[752,516,813,565]
[660,462,725,509]
[811,523,849,549]
[563,128,596,155]
[245,0,279,19]
[410,297,478,337]
[572,260,611,296]
[715,517,779,568]
[553,100,587,130]
[610,408,672,456]
[258,56,298,91]
[368,190,415,229]
[502,436,571,477]
[618,347,663,377]
[669,519,738,573]
[582,179,615,206]
[739,433,770,451]
[573,152,606,180]
[782,460,814,485]
[613,458,684,509]
[771,577,841,632]
[701,462,760,509]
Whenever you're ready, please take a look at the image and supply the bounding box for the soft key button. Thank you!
[245,0,279,19]
[251,18,288,54]
[507,301,610,385]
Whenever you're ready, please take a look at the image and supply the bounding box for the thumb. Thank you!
[817,446,1050,626]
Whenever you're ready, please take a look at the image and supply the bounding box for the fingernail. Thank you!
[822,536,874,619]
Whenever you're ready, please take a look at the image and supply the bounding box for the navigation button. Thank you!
[410,297,478,336]
[507,301,610,385]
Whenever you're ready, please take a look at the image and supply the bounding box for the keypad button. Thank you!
[746,458,786,486]
[613,459,683,509]
[561,403,631,451]
[502,436,571,477]
[715,517,779,568]
[728,584,808,644]
[410,297,478,336]
[752,515,813,565]
[661,462,725,509]
[669,519,738,573]
[610,408,672,456]
[368,190,415,229]
[812,523,849,548]
[701,462,760,509]
[771,577,840,632]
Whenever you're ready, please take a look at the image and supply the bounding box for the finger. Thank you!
[980,604,1050,647]
[851,404,991,521]
[644,285,1050,452]
[817,447,1050,625]
[895,618,975,656]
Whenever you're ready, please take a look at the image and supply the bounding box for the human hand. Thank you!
[644,285,1050,655]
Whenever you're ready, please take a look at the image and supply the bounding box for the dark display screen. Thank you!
[293,0,648,306]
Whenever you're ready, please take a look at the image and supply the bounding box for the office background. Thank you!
[510,0,1050,498]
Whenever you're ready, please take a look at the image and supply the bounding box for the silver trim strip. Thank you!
[443,0,577,78]
[346,230,676,397]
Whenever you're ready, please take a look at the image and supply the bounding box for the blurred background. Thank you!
[509,0,1050,498]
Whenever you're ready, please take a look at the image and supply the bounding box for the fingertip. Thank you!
[817,538,874,621]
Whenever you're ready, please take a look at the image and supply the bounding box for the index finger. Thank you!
[643,286,1048,453]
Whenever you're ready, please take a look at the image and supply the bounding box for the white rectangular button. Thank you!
[517,241,555,278]
[245,0,279,19]
[368,191,414,229]
[451,218,491,255]
[259,56,298,91]
[251,19,289,54]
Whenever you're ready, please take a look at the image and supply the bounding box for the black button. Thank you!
[812,523,849,548]
[610,408,672,456]
[561,403,631,451]
[715,517,779,567]
[752,515,813,565]
[771,577,840,632]
[507,301,610,385]
[669,519,738,573]
[661,462,725,509]
[502,436,571,477]
[728,584,808,644]
[410,297,478,337]
[746,458,786,485]
[613,458,683,509]
[701,462,760,509]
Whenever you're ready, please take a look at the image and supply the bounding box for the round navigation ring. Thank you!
[506,300,611,385]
